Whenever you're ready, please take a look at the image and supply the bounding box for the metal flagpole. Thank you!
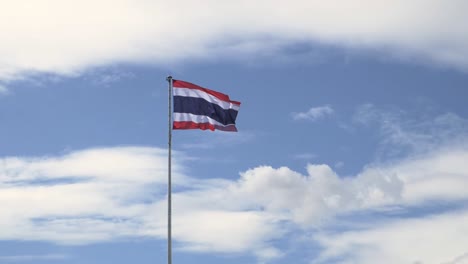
[166,75,173,264]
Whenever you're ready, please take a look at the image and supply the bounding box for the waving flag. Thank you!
[172,80,241,132]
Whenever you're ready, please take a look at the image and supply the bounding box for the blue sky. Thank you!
[1,1,468,264]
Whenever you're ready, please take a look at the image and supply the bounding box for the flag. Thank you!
[172,79,241,132]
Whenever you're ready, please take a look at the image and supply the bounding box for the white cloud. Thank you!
[1,1,468,81]
[315,210,468,264]
[1,112,468,263]
[292,105,334,121]
[232,145,468,227]
[0,146,281,261]
[173,210,281,254]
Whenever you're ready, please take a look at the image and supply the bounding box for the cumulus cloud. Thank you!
[2,143,468,262]
[1,1,468,80]
[292,105,334,121]
[2,111,468,262]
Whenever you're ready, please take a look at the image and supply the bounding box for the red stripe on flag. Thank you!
[173,121,238,132]
[173,121,216,131]
[173,80,241,105]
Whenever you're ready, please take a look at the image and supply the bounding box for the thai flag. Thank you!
[172,80,241,132]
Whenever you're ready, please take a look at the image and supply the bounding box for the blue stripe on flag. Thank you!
[174,96,238,126]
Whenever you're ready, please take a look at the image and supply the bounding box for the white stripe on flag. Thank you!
[173,87,240,111]
[173,113,235,128]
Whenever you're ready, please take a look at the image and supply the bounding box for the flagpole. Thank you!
[166,75,173,264]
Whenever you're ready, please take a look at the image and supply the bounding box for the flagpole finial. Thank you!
[166,76,173,82]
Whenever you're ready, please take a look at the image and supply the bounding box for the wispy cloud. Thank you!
[334,161,344,169]
[292,105,334,121]
[352,103,380,126]
[1,1,468,81]
[0,84,8,94]
[353,104,468,159]
[86,69,136,87]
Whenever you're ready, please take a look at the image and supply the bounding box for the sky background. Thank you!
[1,1,468,264]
